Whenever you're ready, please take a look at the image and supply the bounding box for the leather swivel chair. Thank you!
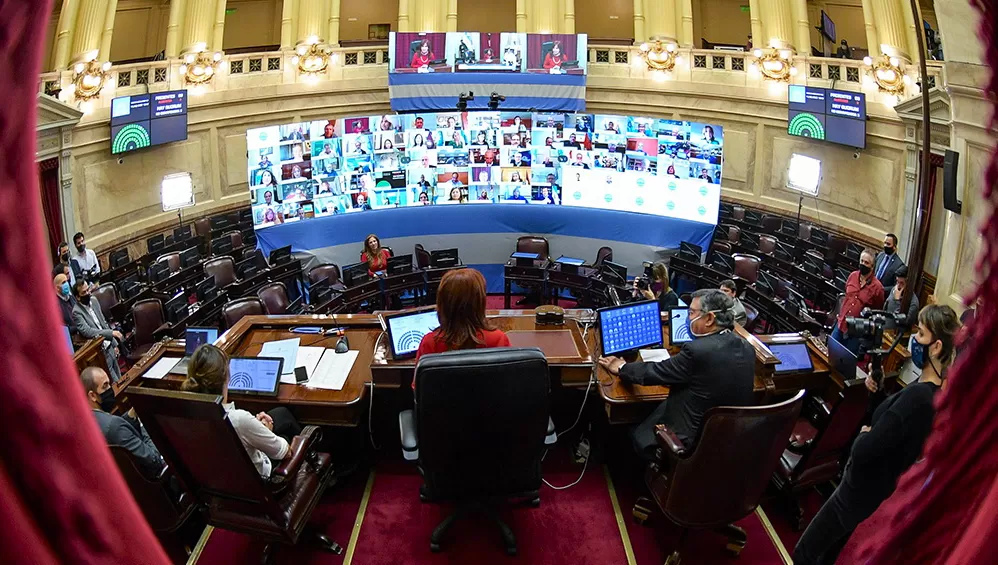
[742,302,759,333]
[732,253,761,284]
[709,241,732,262]
[258,282,296,315]
[732,206,746,221]
[308,263,343,287]
[758,235,777,256]
[109,446,199,562]
[398,348,553,555]
[227,230,244,250]
[633,390,804,563]
[222,297,265,329]
[92,283,121,323]
[129,299,169,362]
[516,236,550,259]
[156,252,182,274]
[724,225,741,244]
[414,244,431,269]
[772,379,868,530]
[204,256,239,288]
[594,246,613,268]
[761,214,783,235]
[127,388,339,563]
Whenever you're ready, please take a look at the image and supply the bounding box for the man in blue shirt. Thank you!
[81,367,165,477]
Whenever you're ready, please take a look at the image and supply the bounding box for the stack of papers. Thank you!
[308,350,359,391]
[143,357,183,380]
[639,349,671,363]
[259,338,300,374]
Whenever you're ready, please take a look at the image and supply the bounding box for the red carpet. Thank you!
[761,488,826,555]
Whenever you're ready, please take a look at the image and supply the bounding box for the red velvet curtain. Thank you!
[842,1,998,563]
[0,2,169,564]
[38,157,62,255]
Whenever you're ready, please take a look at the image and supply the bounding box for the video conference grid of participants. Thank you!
[245,112,724,229]
[388,32,588,74]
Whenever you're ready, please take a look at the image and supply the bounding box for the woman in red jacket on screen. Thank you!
[361,233,391,276]
[543,41,567,70]
[414,268,511,388]
[410,40,435,69]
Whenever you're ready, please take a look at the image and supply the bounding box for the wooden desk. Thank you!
[504,260,549,308]
[74,337,109,375]
[370,314,594,389]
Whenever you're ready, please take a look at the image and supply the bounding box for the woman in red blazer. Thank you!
[414,268,510,389]
[361,234,391,276]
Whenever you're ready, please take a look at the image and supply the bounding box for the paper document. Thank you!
[279,346,326,384]
[144,357,184,380]
[308,349,359,391]
[259,338,301,374]
[639,349,671,363]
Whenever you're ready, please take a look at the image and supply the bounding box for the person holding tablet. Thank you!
[361,233,391,276]
[181,345,302,478]
[414,269,510,389]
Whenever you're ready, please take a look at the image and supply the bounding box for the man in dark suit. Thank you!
[81,367,165,477]
[599,289,757,459]
[72,279,123,382]
[874,233,906,289]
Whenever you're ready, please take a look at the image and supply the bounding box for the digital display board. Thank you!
[389,32,588,75]
[111,90,189,154]
[245,112,724,228]
[788,85,866,148]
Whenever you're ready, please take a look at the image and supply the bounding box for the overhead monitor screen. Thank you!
[111,90,189,154]
[788,85,866,148]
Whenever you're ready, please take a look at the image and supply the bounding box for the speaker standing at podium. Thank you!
[599,289,755,460]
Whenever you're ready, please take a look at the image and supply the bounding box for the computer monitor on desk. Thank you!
[430,248,459,268]
[511,251,540,267]
[387,254,414,275]
[110,249,130,269]
[269,245,292,266]
[678,241,703,263]
[211,237,233,257]
[174,225,192,242]
[119,274,141,299]
[383,308,440,359]
[774,240,794,263]
[601,260,627,285]
[555,256,586,275]
[147,262,170,285]
[342,263,370,287]
[668,307,693,344]
[164,293,189,324]
[180,247,200,269]
[828,335,859,379]
[598,300,663,357]
[147,234,166,255]
[711,252,734,275]
[196,278,218,303]
[236,256,259,279]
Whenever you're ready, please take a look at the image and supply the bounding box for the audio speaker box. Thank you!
[943,149,962,214]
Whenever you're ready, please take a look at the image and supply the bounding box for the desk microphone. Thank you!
[335,335,350,353]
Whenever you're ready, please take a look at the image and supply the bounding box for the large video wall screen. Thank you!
[245,112,724,228]
[389,32,587,74]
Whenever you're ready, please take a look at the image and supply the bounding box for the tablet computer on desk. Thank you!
[668,307,693,345]
[768,342,814,374]
[382,308,440,360]
[227,357,284,397]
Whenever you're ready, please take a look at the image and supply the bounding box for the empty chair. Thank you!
[732,253,761,284]
[399,348,550,555]
[222,297,265,329]
[414,244,431,269]
[156,252,182,274]
[634,391,804,561]
[204,256,238,288]
[92,283,120,322]
[742,302,759,332]
[798,223,812,242]
[129,299,168,361]
[709,240,732,261]
[772,379,868,530]
[194,218,211,240]
[758,235,777,256]
[127,388,339,563]
[308,263,342,286]
[594,246,613,268]
[258,282,292,315]
[227,230,244,250]
[725,225,741,244]
[732,206,746,221]
[761,214,783,234]
[516,236,550,260]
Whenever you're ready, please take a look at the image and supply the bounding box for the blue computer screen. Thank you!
[599,301,663,356]
[769,343,814,373]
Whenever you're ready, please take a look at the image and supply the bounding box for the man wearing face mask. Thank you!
[873,233,905,289]
[598,289,756,459]
[81,367,165,477]
[54,273,76,330]
[794,305,960,565]
[832,250,885,355]
[71,232,100,281]
[72,279,123,382]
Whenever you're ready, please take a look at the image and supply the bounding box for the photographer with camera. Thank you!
[833,250,885,355]
[632,262,678,311]
[794,304,961,565]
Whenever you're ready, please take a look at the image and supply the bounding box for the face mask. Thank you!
[883,246,895,255]
[61,252,69,261]
[98,388,116,412]
[60,282,70,297]
[909,335,936,370]
[79,294,91,305]
[859,264,872,276]
[76,244,85,252]
[686,310,719,338]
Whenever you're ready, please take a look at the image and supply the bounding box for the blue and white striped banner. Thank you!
[389,72,586,113]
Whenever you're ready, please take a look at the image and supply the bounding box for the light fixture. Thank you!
[863,53,905,95]
[291,37,330,76]
[786,153,821,196]
[638,40,679,72]
[179,45,223,86]
[69,53,112,102]
[752,47,795,82]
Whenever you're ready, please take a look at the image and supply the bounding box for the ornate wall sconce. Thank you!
[863,54,906,95]
[68,58,112,102]
[180,48,223,85]
[639,40,679,72]
[750,48,797,82]
[292,38,330,76]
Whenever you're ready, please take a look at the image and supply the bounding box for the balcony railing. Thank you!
[39,44,945,116]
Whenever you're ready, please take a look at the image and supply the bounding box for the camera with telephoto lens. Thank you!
[845,308,907,352]
[634,276,650,291]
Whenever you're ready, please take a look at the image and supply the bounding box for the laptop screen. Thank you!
[828,336,859,379]
[227,357,283,395]
[185,327,219,355]
[599,300,662,356]
[386,310,440,358]
[769,343,814,373]
[669,308,693,344]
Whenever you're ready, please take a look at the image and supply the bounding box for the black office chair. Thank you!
[398,348,555,555]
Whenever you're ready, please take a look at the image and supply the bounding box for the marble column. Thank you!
[679,0,693,47]
[748,0,763,50]
[758,0,794,50]
[529,0,561,33]
[447,0,458,32]
[212,0,227,51]
[328,0,341,46]
[165,0,187,57]
[516,0,527,33]
[791,0,810,54]
[297,0,328,43]
[410,0,445,32]
[181,0,217,53]
[564,0,575,34]
[632,0,645,44]
[869,0,911,59]
[643,0,678,42]
[98,0,118,62]
[70,0,110,63]
[53,0,81,69]
[861,0,879,55]
[398,0,410,33]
